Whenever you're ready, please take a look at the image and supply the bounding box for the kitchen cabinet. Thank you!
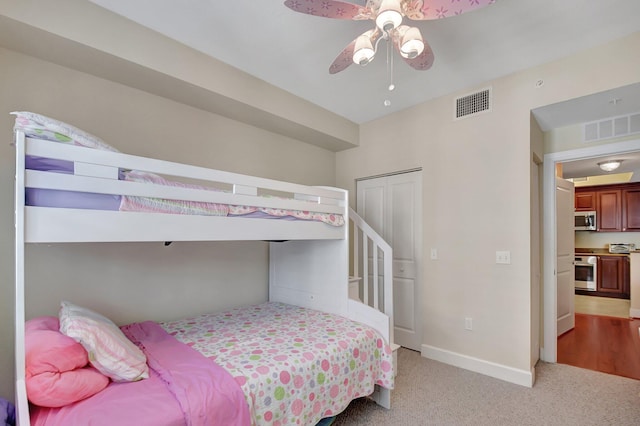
[575,182,640,232]
[597,189,622,232]
[622,186,640,231]
[575,191,596,211]
[597,255,630,297]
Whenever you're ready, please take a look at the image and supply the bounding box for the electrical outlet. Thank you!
[465,317,473,330]
[496,251,511,264]
[430,248,438,260]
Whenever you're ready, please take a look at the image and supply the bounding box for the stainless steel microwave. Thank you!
[574,211,596,231]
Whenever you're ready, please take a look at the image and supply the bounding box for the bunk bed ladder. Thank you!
[348,207,399,368]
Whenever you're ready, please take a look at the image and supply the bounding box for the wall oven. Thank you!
[575,255,597,291]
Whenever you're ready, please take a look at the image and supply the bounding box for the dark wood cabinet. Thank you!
[575,191,596,211]
[597,255,630,297]
[622,186,640,231]
[575,182,640,232]
[596,189,622,231]
[621,256,630,296]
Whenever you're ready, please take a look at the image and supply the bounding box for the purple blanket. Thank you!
[1,398,15,426]
[31,321,250,426]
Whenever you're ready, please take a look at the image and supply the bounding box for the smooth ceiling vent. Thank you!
[583,111,640,142]
[455,88,491,120]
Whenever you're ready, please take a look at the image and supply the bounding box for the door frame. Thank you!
[542,138,640,362]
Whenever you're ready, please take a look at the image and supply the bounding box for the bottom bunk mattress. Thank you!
[30,302,394,426]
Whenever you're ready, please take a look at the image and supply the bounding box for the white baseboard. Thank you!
[630,307,640,319]
[421,344,534,387]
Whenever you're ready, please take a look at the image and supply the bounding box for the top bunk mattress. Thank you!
[14,112,345,227]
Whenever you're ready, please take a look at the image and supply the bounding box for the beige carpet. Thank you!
[333,348,640,425]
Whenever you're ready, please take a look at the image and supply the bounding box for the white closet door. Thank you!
[357,171,422,350]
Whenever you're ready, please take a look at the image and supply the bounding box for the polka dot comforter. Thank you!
[161,302,394,426]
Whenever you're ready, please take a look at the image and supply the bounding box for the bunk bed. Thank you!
[13,112,394,426]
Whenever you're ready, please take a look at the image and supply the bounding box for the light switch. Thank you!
[430,248,438,260]
[496,251,511,264]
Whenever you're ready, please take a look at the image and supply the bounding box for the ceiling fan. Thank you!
[284,0,495,74]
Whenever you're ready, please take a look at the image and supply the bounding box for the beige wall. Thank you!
[0,0,358,151]
[575,232,640,250]
[0,46,337,401]
[545,122,639,155]
[336,32,640,375]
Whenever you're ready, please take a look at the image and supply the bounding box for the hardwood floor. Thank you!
[557,313,640,380]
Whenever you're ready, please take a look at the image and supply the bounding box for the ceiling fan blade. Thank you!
[329,40,357,74]
[403,0,495,20]
[329,29,381,74]
[284,0,372,20]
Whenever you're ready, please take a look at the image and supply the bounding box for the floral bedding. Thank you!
[161,302,394,426]
[121,170,345,226]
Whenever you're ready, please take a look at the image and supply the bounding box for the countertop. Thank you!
[575,248,637,256]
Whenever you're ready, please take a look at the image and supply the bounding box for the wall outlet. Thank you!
[465,317,473,330]
[496,250,511,264]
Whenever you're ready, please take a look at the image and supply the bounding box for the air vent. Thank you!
[454,88,491,120]
[583,111,640,142]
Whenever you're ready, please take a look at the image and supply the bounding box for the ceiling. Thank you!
[85,1,640,181]
[562,152,640,182]
[88,0,640,125]
[533,82,640,181]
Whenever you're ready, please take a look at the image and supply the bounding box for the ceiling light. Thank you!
[376,0,403,32]
[352,34,375,65]
[598,160,622,172]
[285,0,495,76]
[398,26,424,59]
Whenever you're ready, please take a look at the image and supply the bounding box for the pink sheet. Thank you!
[30,321,250,426]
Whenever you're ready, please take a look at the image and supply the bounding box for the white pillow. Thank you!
[11,111,119,152]
[59,301,149,382]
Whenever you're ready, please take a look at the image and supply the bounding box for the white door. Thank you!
[556,177,575,336]
[357,171,422,351]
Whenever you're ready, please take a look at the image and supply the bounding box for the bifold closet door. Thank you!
[357,170,422,351]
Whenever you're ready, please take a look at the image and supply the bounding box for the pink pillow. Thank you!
[25,316,109,407]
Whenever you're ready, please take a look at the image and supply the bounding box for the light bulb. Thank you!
[399,27,424,59]
[376,0,403,32]
[353,34,375,65]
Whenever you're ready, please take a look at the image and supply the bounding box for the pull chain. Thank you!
[384,32,394,107]
[387,35,395,91]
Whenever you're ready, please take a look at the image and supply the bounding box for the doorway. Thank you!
[542,138,640,363]
[356,170,423,351]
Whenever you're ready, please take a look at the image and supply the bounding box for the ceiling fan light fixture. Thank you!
[399,27,424,59]
[597,160,622,172]
[376,0,403,32]
[352,34,375,65]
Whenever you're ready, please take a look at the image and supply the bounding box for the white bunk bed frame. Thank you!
[14,130,394,425]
